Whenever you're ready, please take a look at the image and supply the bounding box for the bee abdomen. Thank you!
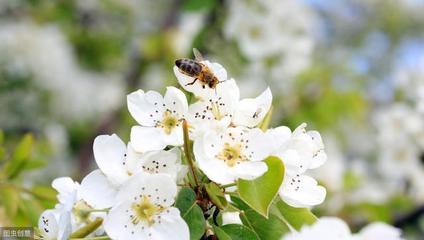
[175,59,202,76]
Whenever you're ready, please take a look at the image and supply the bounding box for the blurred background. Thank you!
[0,0,423,238]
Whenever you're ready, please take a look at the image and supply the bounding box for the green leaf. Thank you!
[0,186,20,218]
[23,158,47,170]
[275,199,317,230]
[240,209,290,240]
[205,182,228,209]
[19,198,44,226]
[0,129,4,144]
[182,0,217,11]
[175,187,206,240]
[214,224,259,240]
[4,134,33,179]
[258,106,273,131]
[237,156,284,217]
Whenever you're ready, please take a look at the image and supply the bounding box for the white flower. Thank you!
[194,126,273,184]
[51,177,80,211]
[104,173,189,240]
[173,60,229,100]
[354,222,403,240]
[79,134,183,209]
[282,217,404,240]
[38,209,72,240]
[186,77,272,138]
[268,123,327,208]
[128,87,188,152]
[282,217,351,240]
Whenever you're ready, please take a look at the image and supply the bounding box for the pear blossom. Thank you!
[282,217,404,240]
[38,209,72,240]
[269,123,327,208]
[51,177,80,211]
[184,76,272,138]
[128,87,188,152]
[194,126,273,184]
[104,173,189,240]
[79,134,183,209]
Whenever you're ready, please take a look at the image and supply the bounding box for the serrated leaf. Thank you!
[0,186,20,218]
[214,224,259,240]
[274,199,317,230]
[175,187,206,240]
[241,209,290,240]
[205,182,228,209]
[237,156,284,217]
[4,134,33,179]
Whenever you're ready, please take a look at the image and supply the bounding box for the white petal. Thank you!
[267,126,292,152]
[194,134,236,184]
[124,142,143,175]
[150,208,189,240]
[164,125,184,147]
[357,222,403,240]
[39,210,59,239]
[116,173,177,207]
[233,87,272,127]
[232,161,268,180]
[51,177,79,211]
[127,89,165,126]
[57,211,72,240]
[79,170,118,209]
[93,134,128,186]
[104,201,146,240]
[134,148,182,180]
[283,217,351,240]
[244,128,273,161]
[130,126,168,152]
[280,175,326,208]
[164,87,188,118]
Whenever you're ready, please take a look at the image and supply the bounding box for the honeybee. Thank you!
[175,49,224,89]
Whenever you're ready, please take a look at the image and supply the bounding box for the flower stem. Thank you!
[182,120,200,189]
[70,217,103,238]
[221,183,236,188]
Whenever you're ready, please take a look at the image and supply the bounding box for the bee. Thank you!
[175,49,224,89]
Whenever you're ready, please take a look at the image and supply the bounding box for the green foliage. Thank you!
[175,187,206,240]
[182,0,218,11]
[274,199,317,230]
[213,224,259,240]
[240,209,290,240]
[0,132,56,226]
[237,156,284,217]
[205,182,228,209]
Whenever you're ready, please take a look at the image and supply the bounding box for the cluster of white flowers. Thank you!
[38,56,328,239]
[224,0,317,94]
[0,22,124,122]
[283,217,404,240]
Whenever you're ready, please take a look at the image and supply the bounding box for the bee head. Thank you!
[175,59,183,68]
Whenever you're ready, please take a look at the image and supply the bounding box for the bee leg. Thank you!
[185,78,198,86]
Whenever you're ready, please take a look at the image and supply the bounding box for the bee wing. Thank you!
[193,48,205,62]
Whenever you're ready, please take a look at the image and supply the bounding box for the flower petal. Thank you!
[104,201,146,240]
[79,169,118,209]
[244,128,274,161]
[149,208,189,240]
[232,161,268,180]
[127,89,165,126]
[116,173,177,207]
[164,87,188,118]
[93,134,128,186]
[51,177,79,211]
[133,148,182,180]
[233,87,272,127]
[130,126,168,152]
[279,174,326,208]
[38,210,59,239]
